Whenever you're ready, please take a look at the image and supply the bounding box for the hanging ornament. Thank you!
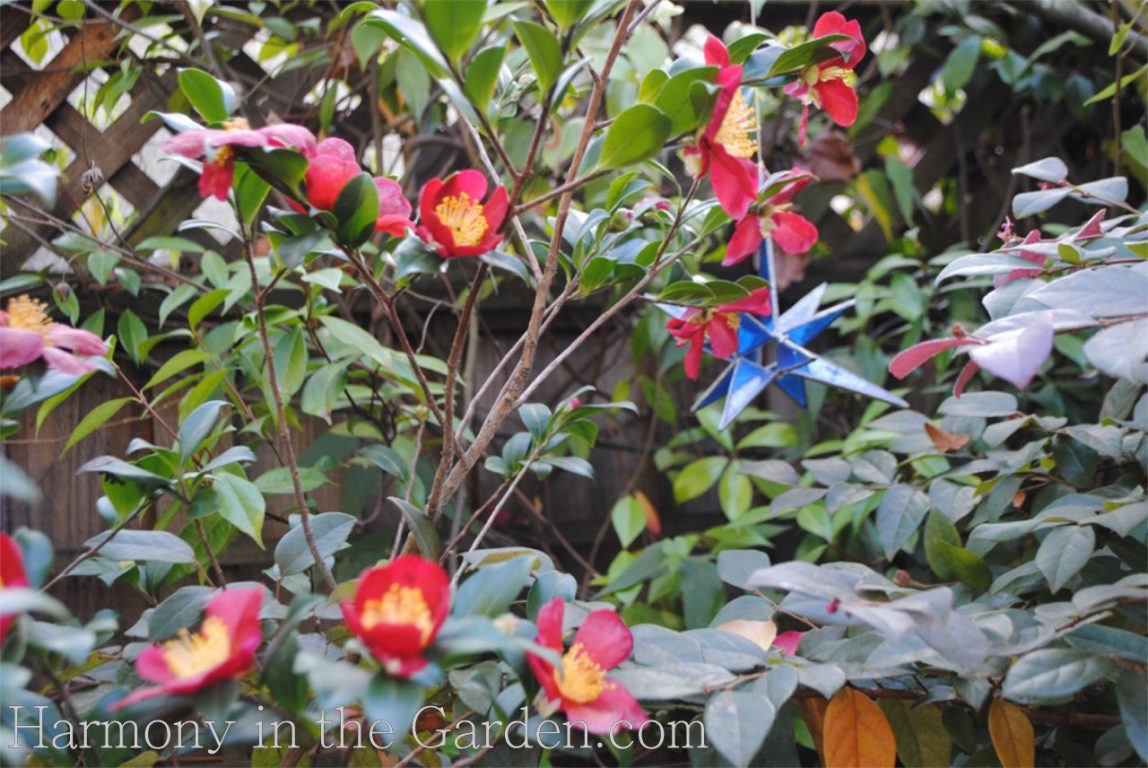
[659,238,907,429]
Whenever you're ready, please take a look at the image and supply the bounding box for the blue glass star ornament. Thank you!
[658,238,908,429]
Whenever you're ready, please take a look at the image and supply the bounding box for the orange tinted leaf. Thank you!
[989,698,1035,768]
[800,694,829,763]
[637,490,661,537]
[823,688,896,768]
[925,422,971,453]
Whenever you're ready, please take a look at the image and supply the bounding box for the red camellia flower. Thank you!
[784,12,867,146]
[724,170,819,266]
[297,138,415,237]
[417,170,509,258]
[0,534,29,644]
[666,288,772,380]
[342,555,451,677]
[527,599,647,735]
[684,36,759,220]
[162,119,317,200]
[113,588,264,709]
[0,295,108,375]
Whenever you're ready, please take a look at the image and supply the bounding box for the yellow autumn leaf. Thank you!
[989,698,1035,768]
[717,618,777,651]
[823,688,897,768]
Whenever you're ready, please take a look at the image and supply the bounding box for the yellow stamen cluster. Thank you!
[5,296,51,336]
[714,89,759,159]
[211,145,235,168]
[162,616,231,679]
[554,643,609,704]
[435,193,489,247]
[361,584,434,643]
[223,117,251,131]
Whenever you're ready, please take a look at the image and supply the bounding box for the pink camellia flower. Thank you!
[666,288,772,380]
[0,295,107,376]
[527,599,648,735]
[684,36,759,220]
[784,12,867,146]
[295,138,414,236]
[162,119,317,200]
[0,534,29,644]
[113,588,264,710]
[724,170,819,266]
[417,170,509,258]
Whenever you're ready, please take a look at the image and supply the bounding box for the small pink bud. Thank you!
[568,397,582,409]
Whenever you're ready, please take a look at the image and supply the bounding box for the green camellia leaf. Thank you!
[245,147,309,201]
[941,35,981,93]
[465,46,506,112]
[705,691,774,766]
[361,10,449,77]
[598,104,672,170]
[512,19,562,94]
[925,510,991,591]
[423,0,485,64]
[177,67,234,124]
[761,33,853,81]
[331,172,379,248]
[654,66,718,135]
[363,674,425,739]
[547,0,593,29]
[212,472,266,547]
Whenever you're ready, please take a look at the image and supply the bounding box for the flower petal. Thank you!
[770,210,819,255]
[41,347,96,375]
[772,630,803,655]
[441,169,488,202]
[815,78,859,128]
[953,361,979,398]
[709,316,740,359]
[703,35,730,68]
[562,683,649,735]
[482,185,510,232]
[709,147,757,220]
[684,336,704,380]
[723,216,763,267]
[47,325,106,356]
[889,337,980,380]
[206,587,264,656]
[134,645,177,684]
[260,124,318,156]
[0,328,45,369]
[573,610,633,670]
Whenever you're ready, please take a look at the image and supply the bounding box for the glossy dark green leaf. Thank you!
[177,68,234,123]
[512,19,562,94]
[465,46,506,112]
[598,104,671,170]
[331,172,379,248]
[424,0,485,63]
